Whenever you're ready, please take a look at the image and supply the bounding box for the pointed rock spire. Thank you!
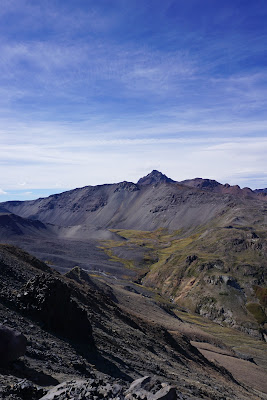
[137,170,176,185]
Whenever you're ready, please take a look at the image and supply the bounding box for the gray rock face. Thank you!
[125,376,177,400]
[39,379,123,400]
[2,378,46,399]
[40,376,178,400]
[0,324,27,364]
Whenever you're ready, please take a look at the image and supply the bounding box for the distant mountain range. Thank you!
[254,188,267,194]
[139,170,266,196]
[1,170,266,239]
[0,170,267,339]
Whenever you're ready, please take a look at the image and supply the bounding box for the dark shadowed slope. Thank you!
[255,188,267,194]
[0,205,11,213]
[0,213,55,240]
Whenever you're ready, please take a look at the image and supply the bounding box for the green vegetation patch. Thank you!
[246,302,267,325]
[254,286,267,307]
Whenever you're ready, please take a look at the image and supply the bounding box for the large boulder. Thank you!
[125,376,177,400]
[0,324,27,364]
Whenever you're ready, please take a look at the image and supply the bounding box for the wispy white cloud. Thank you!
[0,1,266,196]
[0,39,196,103]
[1,115,267,145]
[19,191,33,196]
[0,132,266,191]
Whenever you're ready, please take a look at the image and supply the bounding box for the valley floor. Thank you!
[0,238,267,399]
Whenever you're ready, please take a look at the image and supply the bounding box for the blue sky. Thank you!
[0,0,267,201]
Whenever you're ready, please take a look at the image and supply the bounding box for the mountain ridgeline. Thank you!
[1,170,266,238]
[1,170,267,339]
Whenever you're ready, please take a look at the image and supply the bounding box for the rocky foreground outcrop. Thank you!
[0,244,266,400]
[1,375,186,400]
[39,376,177,400]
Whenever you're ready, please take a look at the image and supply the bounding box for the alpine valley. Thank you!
[0,170,267,400]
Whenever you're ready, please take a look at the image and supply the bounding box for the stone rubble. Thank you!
[39,376,179,400]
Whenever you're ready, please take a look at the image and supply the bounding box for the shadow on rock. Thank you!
[0,324,27,365]
[20,274,95,350]
[0,359,59,386]
[88,352,132,381]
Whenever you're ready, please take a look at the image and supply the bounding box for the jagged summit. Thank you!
[137,172,265,196]
[180,178,222,190]
[180,177,255,197]
[137,170,176,185]
[255,188,267,194]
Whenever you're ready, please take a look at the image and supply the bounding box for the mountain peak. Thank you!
[137,170,176,186]
[180,178,221,189]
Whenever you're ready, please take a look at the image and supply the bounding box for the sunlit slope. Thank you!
[102,203,267,338]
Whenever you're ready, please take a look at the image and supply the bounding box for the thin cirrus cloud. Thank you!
[0,39,196,105]
[0,0,266,200]
[0,135,266,193]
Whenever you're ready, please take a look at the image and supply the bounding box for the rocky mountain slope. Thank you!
[0,244,267,399]
[0,182,228,234]
[179,178,255,198]
[1,171,266,238]
[104,223,267,339]
[0,171,266,347]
